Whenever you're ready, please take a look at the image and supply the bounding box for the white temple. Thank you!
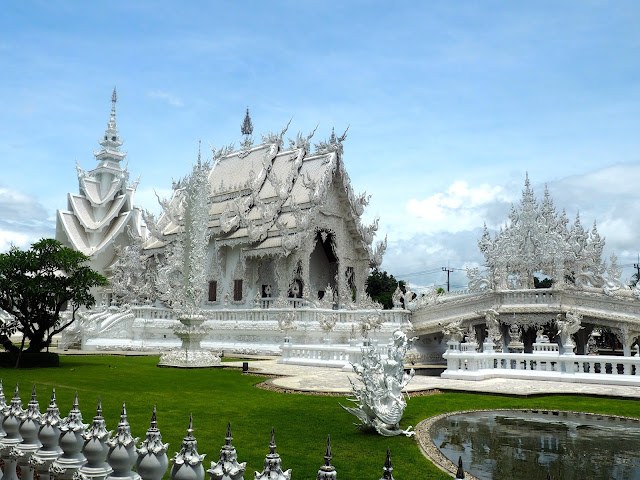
[56,88,146,303]
[54,91,640,384]
[57,91,406,357]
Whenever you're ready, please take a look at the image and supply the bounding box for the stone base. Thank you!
[157,348,221,368]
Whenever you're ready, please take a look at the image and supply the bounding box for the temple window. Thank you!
[208,281,217,302]
[234,279,243,301]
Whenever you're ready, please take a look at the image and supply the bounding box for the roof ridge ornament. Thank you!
[241,107,253,136]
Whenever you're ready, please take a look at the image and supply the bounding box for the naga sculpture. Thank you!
[342,330,416,437]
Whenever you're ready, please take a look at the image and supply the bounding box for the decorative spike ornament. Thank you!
[0,379,7,439]
[16,385,43,480]
[106,403,140,480]
[241,108,253,137]
[1,384,25,480]
[254,428,291,480]
[135,407,169,480]
[170,414,205,480]
[31,389,64,480]
[315,435,336,480]
[379,448,393,480]
[53,392,88,480]
[455,455,465,479]
[78,398,113,480]
[206,422,246,480]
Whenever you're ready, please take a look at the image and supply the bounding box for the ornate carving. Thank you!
[556,311,582,349]
[342,330,416,437]
[479,175,605,290]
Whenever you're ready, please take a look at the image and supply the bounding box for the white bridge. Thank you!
[410,286,640,356]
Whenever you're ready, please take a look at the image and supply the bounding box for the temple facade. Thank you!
[58,92,405,356]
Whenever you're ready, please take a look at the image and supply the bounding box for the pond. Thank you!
[430,410,640,480]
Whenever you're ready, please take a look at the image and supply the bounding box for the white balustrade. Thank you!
[443,341,640,385]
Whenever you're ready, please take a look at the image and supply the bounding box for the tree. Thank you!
[366,269,405,309]
[0,238,107,362]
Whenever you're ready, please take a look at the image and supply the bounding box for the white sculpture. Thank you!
[557,311,582,351]
[156,148,220,368]
[52,393,87,480]
[106,404,140,480]
[483,309,502,352]
[78,398,113,480]
[135,407,168,480]
[342,330,416,437]
[207,423,246,480]
[254,429,290,480]
[442,320,464,343]
[17,385,42,480]
[170,415,205,480]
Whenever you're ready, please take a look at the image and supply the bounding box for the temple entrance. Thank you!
[309,230,338,300]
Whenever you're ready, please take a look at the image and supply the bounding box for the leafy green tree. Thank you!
[630,273,639,287]
[0,239,107,361]
[533,276,554,288]
[366,269,405,309]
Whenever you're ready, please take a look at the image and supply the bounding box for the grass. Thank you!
[1,355,640,479]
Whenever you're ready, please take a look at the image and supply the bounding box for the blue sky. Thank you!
[1,1,639,289]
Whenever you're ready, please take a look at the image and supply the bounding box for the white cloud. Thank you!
[405,181,511,233]
[0,187,55,253]
[148,90,184,107]
[377,164,640,287]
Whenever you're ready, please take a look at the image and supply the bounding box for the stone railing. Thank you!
[280,342,366,370]
[0,384,396,480]
[131,305,409,325]
[442,340,640,386]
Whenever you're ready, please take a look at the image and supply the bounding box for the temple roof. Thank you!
[143,126,382,265]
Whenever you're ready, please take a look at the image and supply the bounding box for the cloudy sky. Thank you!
[1,1,639,290]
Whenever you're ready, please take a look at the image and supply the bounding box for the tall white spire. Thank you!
[95,87,126,163]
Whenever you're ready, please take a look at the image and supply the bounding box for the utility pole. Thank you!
[634,254,640,283]
[442,267,454,292]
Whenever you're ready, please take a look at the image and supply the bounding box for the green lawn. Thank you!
[1,355,639,479]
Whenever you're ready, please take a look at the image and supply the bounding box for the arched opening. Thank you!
[309,229,338,300]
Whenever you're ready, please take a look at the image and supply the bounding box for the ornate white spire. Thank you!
[207,423,246,480]
[136,406,169,480]
[254,428,291,480]
[95,88,126,163]
[170,414,205,480]
[315,435,336,480]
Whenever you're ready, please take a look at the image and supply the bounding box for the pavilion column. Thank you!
[300,251,312,302]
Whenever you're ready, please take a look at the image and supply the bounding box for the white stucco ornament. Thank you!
[342,330,416,437]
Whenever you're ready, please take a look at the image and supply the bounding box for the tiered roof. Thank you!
[56,89,142,259]
[144,123,384,267]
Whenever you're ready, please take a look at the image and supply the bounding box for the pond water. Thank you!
[431,410,640,480]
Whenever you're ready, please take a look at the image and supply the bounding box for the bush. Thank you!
[0,352,59,368]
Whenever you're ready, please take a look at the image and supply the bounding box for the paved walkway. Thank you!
[224,358,640,399]
[53,349,640,399]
